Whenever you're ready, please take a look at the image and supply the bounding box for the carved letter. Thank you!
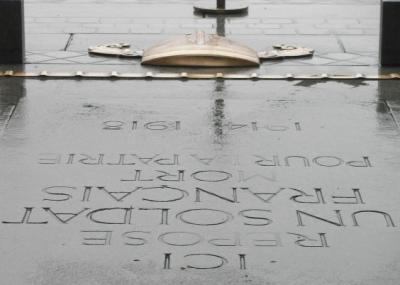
[238,170,277,183]
[123,231,150,246]
[347,156,372,167]
[296,210,344,227]
[239,254,246,270]
[43,207,89,224]
[156,170,185,182]
[191,154,219,166]
[191,170,232,182]
[134,154,159,165]
[107,154,136,166]
[103,120,124,130]
[98,186,142,202]
[141,186,188,203]
[352,210,395,227]
[121,170,153,182]
[290,188,326,204]
[254,155,280,167]
[139,208,170,225]
[154,155,180,166]
[144,121,169,131]
[158,231,203,246]
[164,253,171,269]
[87,207,134,224]
[208,234,241,247]
[288,232,329,247]
[176,209,233,226]
[242,187,300,203]
[2,207,48,224]
[313,156,343,167]
[247,232,282,247]
[332,189,365,204]
[81,230,112,246]
[284,156,310,167]
[239,209,272,226]
[184,254,228,270]
[42,186,75,202]
[78,154,104,165]
[195,187,238,203]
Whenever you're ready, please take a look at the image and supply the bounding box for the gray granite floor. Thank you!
[1,1,400,285]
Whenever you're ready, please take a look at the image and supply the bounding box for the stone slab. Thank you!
[339,36,380,53]
[0,79,400,284]
[26,34,71,51]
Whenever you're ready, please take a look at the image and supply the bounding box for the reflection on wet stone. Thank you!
[378,79,400,130]
[212,80,226,145]
[213,98,225,144]
[216,15,226,37]
[0,78,25,135]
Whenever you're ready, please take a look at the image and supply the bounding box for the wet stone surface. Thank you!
[0,78,400,284]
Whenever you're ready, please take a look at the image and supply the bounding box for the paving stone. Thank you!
[363,28,379,35]
[351,23,380,29]
[339,35,379,53]
[35,17,67,23]
[327,19,359,25]
[39,59,79,64]
[350,56,379,65]
[67,55,109,64]
[299,56,336,65]
[100,17,132,24]
[296,28,331,35]
[261,18,293,24]
[39,51,83,59]
[181,23,214,29]
[230,29,264,35]
[68,17,100,23]
[64,26,97,33]
[315,23,348,29]
[83,23,114,29]
[248,24,281,29]
[334,29,365,35]
[320,52,360,61]
[263,28,297,35]
[228,19,261,24]
[97,27,131,33]
[68,34,160,51]
[25,54,56,63]
[132,18,165,24]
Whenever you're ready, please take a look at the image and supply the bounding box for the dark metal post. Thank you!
[194,0,248,15]
[0,0,25,64]
[380,0,400,66]
[217,0,226,9]
[216,16,226,37]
